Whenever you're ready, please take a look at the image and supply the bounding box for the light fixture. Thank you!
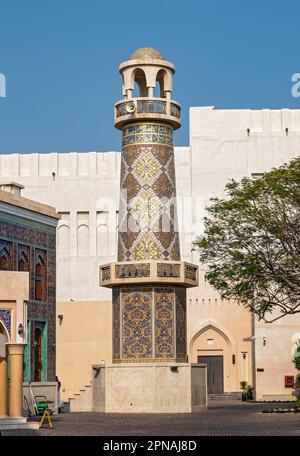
[58,314,63,324]
[18,323,24,337]
[263,336,266,346]
[170,366,178,373]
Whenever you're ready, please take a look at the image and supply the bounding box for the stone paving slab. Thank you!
[1,401,300,436]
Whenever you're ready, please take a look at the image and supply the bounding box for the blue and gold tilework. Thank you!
[122,123,173,147]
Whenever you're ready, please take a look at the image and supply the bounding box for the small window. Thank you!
[0,255,7,270]
[18,247,29,272]
[0,241,13,271]
[34,254,46,301]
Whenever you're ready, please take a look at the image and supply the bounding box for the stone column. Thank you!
[7,343,26,417]
[0,354,8,417]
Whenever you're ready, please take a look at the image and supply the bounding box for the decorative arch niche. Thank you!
[189,320,236,357]
[0,243,12,271]
[0,320,9,357]
[35,253,46,301]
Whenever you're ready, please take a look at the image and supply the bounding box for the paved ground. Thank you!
[1,401,300,436]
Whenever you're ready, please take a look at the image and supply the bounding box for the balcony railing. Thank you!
[114,97,181,130]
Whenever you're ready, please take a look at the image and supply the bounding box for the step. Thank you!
[0,418,39,430]
[208,392,242,401]
[69,385,92,412]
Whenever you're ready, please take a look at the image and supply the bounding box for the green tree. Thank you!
[194,157,300,323]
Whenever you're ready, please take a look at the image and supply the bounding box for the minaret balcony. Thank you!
[99,260,198,288]
[114,97,181,130]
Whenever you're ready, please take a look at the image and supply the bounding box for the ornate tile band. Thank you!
[122,122,173,147]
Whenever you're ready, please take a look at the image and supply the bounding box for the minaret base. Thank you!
[91,362,207,413]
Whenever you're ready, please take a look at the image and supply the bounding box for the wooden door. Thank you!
[34,328,42,382]
[198,355,224,394]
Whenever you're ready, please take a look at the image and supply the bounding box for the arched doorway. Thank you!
[34,327,42,382]
[190,321,236,394]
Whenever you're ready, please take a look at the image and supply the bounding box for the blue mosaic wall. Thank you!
[0,211,56,381]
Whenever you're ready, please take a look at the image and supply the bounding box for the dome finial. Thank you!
[130,47,164,60]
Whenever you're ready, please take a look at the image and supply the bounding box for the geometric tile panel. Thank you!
[112,286,187,363]
[121,288,153,359]
[175,287,187,360]
[0,309,11,337]
[154,288,175,358]
[118,122,180,262]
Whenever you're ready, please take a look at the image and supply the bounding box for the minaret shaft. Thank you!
[99,48,198,364]
[118,122,180,262]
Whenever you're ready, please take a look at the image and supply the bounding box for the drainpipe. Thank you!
[251,310,256,400]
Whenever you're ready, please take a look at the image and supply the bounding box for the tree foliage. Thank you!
[194,157,300,322]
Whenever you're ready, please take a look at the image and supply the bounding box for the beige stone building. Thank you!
[1,106,299,403]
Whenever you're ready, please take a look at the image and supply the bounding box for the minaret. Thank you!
[100,48,198,365]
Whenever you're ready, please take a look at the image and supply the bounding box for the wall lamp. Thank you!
[18,323,24,337]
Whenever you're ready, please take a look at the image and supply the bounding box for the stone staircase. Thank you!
[69,381,92,412]
[208,392,242,401]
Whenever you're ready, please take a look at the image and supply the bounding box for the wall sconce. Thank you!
[58,314,63,325]
[18,323,24,337]
[263,336,266,346]
[242,353,247,360]
[170,366,178,373]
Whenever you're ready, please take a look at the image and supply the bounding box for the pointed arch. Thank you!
[35,253,46,301]
[0,319,10,342]
[189,319,236,354]
[0,318,9,357]
[0,243,12,271]
[18,249,29,272]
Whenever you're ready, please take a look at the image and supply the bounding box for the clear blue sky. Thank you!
[0,0,299,153]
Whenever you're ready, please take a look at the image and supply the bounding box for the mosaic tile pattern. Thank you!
[154,288,175,359]
[0,212,56,381]
[112,286,187,362]
[118,122,180,262]
[121,288,152,359]
[113,121,188,363]
[175,288,187,360]
[122,123,173,147]
[0,309,11,337]
[112,289,121,360]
